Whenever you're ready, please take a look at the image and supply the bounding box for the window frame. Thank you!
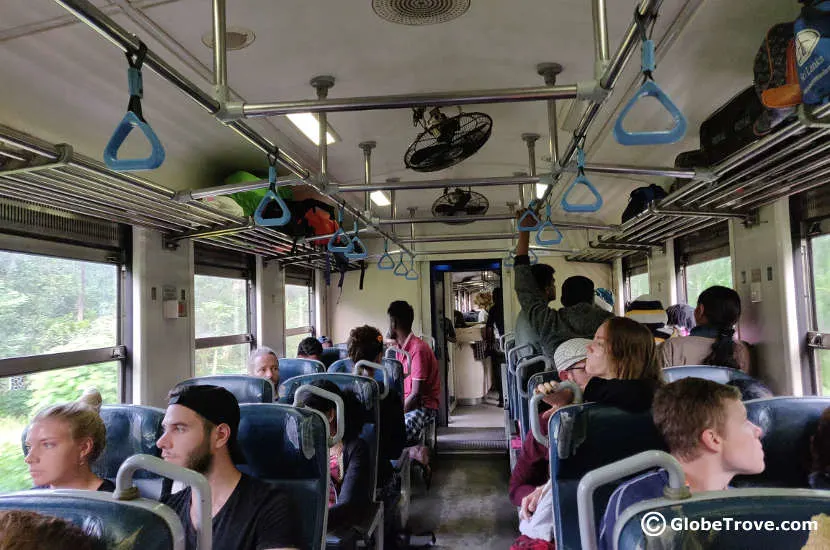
[0,236,128,402]
[803,218,830,395]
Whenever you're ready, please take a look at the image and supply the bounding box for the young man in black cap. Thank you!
[157,384,298,550]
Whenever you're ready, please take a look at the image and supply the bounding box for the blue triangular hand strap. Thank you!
[378,241,395,270]
[254,165,292,227]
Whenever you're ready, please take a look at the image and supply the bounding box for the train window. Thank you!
[676,222,733,305]
[684,257,733,306]
[808,226,830,395]
[623,253,649,303]
[0,246,122,494]
[194,274,251,376]
[0,362,120,493]
[284,283,313,358]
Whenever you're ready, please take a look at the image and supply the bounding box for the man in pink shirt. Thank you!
[388,300,441,444]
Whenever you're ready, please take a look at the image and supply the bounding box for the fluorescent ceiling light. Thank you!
[286,113,337,145]
[536,183,548,199]
[370,191,391,206]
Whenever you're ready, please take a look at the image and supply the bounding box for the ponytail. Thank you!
[703,328,739,370]
[697,286,742,370]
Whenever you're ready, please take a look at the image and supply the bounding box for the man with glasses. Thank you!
[509,339,593,517]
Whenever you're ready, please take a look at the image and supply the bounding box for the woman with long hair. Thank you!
[24,388,113,492]
[660,286,751,373]
[511,318,663,526]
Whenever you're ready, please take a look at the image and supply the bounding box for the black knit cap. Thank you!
[168,384,246,464]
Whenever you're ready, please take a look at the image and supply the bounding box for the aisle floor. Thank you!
[408,455,517,548]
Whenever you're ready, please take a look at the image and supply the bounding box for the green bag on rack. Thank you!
[223,171,293,217]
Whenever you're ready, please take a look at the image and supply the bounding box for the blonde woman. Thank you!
[24,388,113,492]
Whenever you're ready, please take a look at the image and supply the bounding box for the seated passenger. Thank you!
[665,303,696,338]
[297,336,323,362]
[348,325,406,483]
[388,300,441,446]
[810,407,830,490]
[660,286,751,373]
[510,318,663,518]
[247,346,280,387]
[597,378,764,550]
[625,295,671,342]
[302,380,372,530]
[513,218,613,357]
[0,510,102,550]
[24,388,114,492]
[157,384,298,550]
[319,336,333,349]
[509,338,592,511]
[514,263,556,353]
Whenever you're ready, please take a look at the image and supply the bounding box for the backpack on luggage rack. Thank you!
[621,184,667,224]
[796,0,830,105]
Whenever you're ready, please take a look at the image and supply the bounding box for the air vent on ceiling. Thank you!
[372,0,470,26]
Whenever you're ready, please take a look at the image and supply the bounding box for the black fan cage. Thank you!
[404,112,493,172]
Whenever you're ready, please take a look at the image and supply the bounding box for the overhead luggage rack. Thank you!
[566,101,830,263]
[0,125,359,272]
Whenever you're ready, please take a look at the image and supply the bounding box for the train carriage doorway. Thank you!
[430,259,506,454]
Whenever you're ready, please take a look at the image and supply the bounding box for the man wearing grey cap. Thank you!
[157,384,298,550]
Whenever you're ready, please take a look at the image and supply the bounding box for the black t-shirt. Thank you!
[583,377,660,413]
[162,473,297,550]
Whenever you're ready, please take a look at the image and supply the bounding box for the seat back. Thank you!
[238,403,329,550]
[21,405,167,499]
[279,358,325,383]
[0,489,184,550]
[278,373,381,497]
[616,489,829,549]
[327,358,354,374]
[734,396,830,488]
[176,374,274,403]
[549,403,666,550]
[516,355,553,435]
[662,365,754,383]
[381,357,406,403]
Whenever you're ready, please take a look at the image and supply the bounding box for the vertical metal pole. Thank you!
[537,63,563,169]
[212,0,228,103]
[522,134,540,202]
[389,178,399,221]
[311,76,335,180]
[592,0,611,79]
[360,141,376,216]
[513,172,527,208]
[408,207,418,247]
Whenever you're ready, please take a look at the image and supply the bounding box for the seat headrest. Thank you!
[237,404,328,479]
[0,490,182,550]
[277,358,324,384]
[177,375,274,403]
[327,358,354,374]
[550,403,666,478]
[617,489,830,549]
[662,365,753,384]
[737,397,830,487]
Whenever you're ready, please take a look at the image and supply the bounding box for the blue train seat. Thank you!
[734,396,830,488]
[279,357,325,383]
[0,489,185,550]
[278,374,384,549]
[616,489,830,549]
[549,403,666,550]
[327,358,355,374]
[238,403,329,550]
[516,355,553,436]
[662,365,754,384]
[176,374,274,403]
[21,404,167,500]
